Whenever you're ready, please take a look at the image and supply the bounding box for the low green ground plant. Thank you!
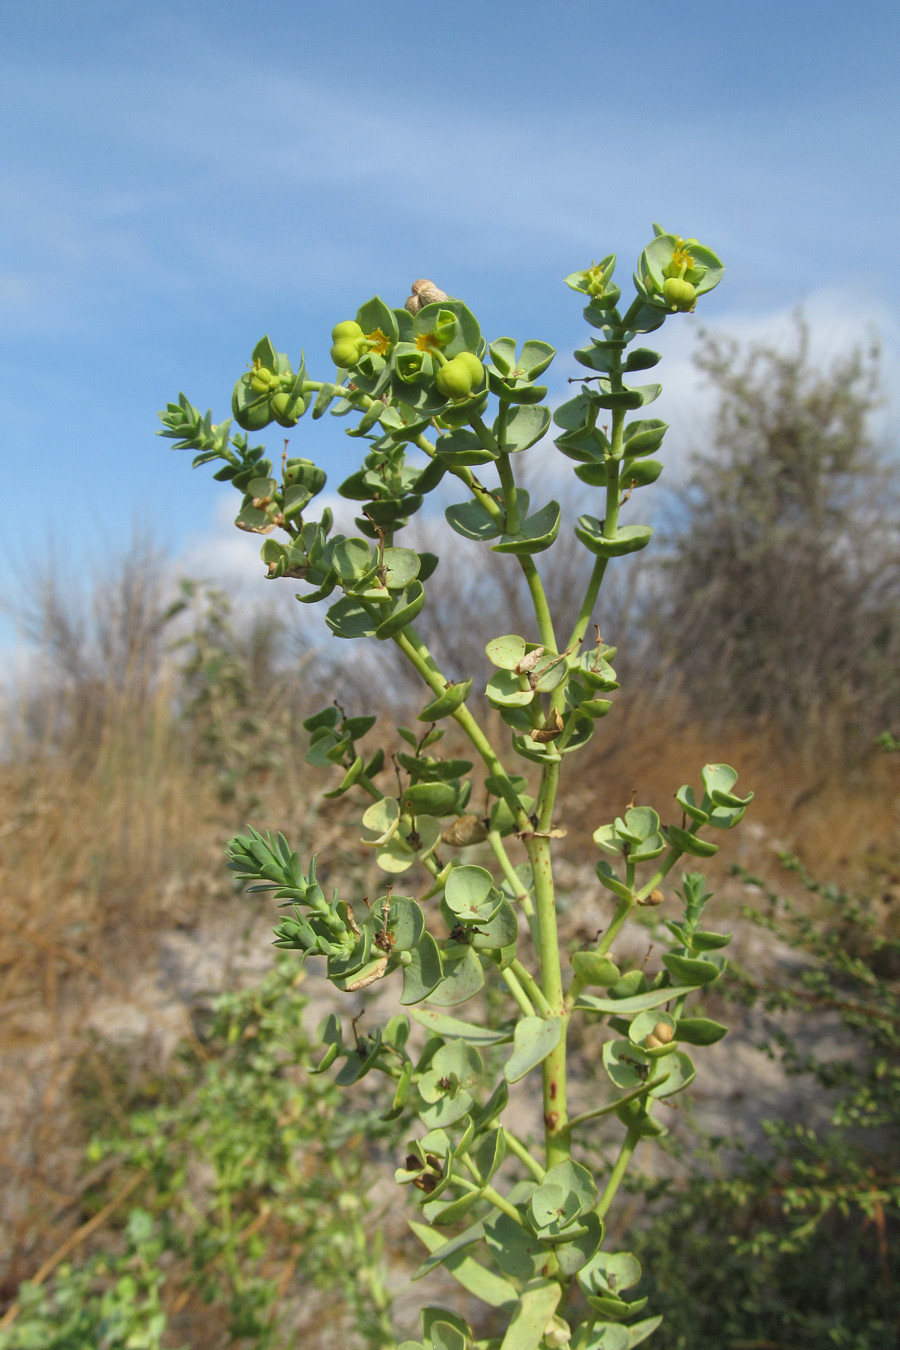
[631,855,900,1349]
[0,958,395,1349]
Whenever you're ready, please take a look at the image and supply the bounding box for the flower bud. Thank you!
[652,1021,675,1043]
[662,277,697,311]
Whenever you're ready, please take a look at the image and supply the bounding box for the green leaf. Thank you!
[409,1007,513,1045]
[325,596,378,639]
[402,782,459,816]
[470,898,519,952]
[674,783,709,824]
[662,953,723,986]
[375,581,426,639]
[484,1208,543,1281]
[623,347,661,372]
[485,634,528,669]
[649,1049,695,1097]
[582,1324,629,1350]
[675,1016,728,1045]
[400,933,444,1004]
[472,1126,508,1184]
[580,1249,642,1296]
[486,669,534,708]
[445,499,503,542]
[576,985,701,1014]
[572,952,620,986]
[381,547,421,589]
[701,762,754,808]
[553,1210,605,1275]
[603,1040,652,1092]
[665,823,719,857]
[428,947,485,1006]
[623,418,668,456]
[628,1317,664,1347]
[331,538,374,582]
[575,458,663,489]
[540,1159,598,1215]
[409,1221,518,1310]
[411,1218,485,1281]
[575,517,654,557]
[492,500,561,555]
[499,1279,562,1350]
[518,340,556,379]
[504,1016,564,1083]
[436,427,497,466]
[497,405,552,454]
[444,865,504,922]
[322,755,364,799]
[488,337,518,374]
[690,928,732,951]
[595,860,633,901]
[418,679,473,720]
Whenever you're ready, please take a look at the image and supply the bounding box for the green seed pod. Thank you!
[435,356,474,399]
[662,277,697,311]
[330,338,362,368]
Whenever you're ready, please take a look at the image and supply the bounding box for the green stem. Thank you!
[634,846,685,902]
[469,412,500,457]
[520,557,558,651]
[502,1128,546,1183]
[527,814,569,1167]
[481,1183,526,1225]
[562,1072,670,1137]
[596,1125,642,1220]
[509,958,553,1017]
[412,432,505,523]
[564,352,627,653]
[453,1175,525,1226]
[487,830,534,915]
[391,625,532,833]
[596,895,634,956]
[502,965,536,1018]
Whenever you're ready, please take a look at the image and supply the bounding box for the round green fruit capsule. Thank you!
[270,392,304,426]
[330,338,362,368]
[331,320,364,341]
[231,385,272,431]
[662,277,697,310]
[453,351,484,388]
[435,356,474,399]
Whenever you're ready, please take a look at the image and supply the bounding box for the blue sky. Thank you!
[2,0,898,659]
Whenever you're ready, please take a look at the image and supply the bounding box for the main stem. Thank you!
[529,760,570,1169]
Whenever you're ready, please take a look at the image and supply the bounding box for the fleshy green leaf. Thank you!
[493,500,561,555]
[445,499,503,541]
[504,1016,564,1083]
[499,1280,562,1350]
